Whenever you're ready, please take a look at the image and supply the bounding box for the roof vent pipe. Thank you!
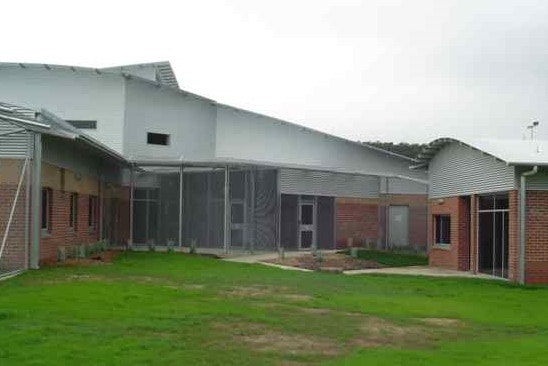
[518,165,538,284]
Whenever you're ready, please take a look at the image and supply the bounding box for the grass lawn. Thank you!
[343,248,428,267]
[1,252,548,365]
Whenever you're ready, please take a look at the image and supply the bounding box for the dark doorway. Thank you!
[477,194,509,278]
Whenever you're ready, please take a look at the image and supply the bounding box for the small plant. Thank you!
[189,239,197,254]
[57,247,66,262]
[166,239,175,253]
[147,239,156,252]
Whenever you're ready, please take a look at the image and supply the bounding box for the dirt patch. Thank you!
[222,285,286,298]
[44,250,122,268]
[243,332,340,356]
[264,253,382,271]
[214,322,340,356]
[417,318,465,327]
[281,294,313,302]
[354,316,464,349]
[300,307,332,315]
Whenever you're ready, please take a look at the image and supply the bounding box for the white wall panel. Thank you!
[215,105,427,183]
[123,79,216,161]
[0,67,126,153]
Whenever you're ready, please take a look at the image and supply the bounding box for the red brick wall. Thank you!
[335,197,379,248]
[508,190,518,282]
[525,190,548,284]
[39,189,100,264]
[335,194,427,249]
[0,184,27,273]
[428,196,471,270]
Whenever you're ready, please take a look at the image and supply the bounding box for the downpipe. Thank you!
[519,166,538,284]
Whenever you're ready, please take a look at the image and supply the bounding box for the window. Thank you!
[434,215,450,245]
[88,196,98,229]
[147,132,170,146]
[69,193,78,230]
[41,188,52,231]
[67,120,97,129]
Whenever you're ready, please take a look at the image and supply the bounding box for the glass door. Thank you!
[299,196,316,250]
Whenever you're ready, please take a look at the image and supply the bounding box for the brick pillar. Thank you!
[508,190,519,282]
[469,194,477,274]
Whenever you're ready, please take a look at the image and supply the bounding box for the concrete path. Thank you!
[223,250,338,264]
[344,266,501,280]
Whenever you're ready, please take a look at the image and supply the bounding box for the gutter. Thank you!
[518,165,538,284]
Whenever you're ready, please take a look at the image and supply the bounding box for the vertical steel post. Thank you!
[276,169,282,252]
[24,132,31,269]
[98,175,104,242]
[129,164,135,248]
[30,133,41,269]
[223,165,230,253]
[178,164,184,247]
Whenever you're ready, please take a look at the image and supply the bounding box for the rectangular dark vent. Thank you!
[67,120,97,129]
[147,132,170,146]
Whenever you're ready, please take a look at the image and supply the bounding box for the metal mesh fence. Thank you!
[0,158,29,276]
[131,166,181,247]
[128,165,279,252]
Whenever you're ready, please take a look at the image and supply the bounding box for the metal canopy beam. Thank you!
[30,133,42,269]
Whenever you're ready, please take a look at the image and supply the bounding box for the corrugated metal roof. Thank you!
[415,137,548,168]
[99,61,179,88]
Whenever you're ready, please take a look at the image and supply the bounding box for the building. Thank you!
[415,137,548,284]
[0,62,428,276]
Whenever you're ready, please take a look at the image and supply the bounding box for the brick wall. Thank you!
[335,197,379,248]
[0,184,27,273]
[39,190,100,264]
[335,194,427,249]
[428,196,470,270]
[508,190,518,282]
[524,190,548,284]
[0,159,28,273]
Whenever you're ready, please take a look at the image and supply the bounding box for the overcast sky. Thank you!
[2,0,548,143]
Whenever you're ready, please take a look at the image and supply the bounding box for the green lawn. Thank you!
[1,252,547,365]
[343,248,428,267]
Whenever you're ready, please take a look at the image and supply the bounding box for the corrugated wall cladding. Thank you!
[429,142,515,198]
[525,169,548,190]
[380,177,427,194]
[280,169,379,198]
[0,120,29,158]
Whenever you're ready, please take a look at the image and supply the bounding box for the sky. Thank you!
[2,0,548,143]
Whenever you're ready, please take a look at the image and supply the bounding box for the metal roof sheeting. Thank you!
[416,137,548,167]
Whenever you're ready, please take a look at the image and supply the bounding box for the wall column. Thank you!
[30,133,42,269]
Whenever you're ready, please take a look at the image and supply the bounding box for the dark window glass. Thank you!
[67,120,97,129]
[494,194,509,210]
[301,204,313,225]
[69,193,78,230]
[478,196,494,210]
[41,188,50,230]
[147,132,170,146]
[231,203,244,224]
[434,215,450,244]
[88,196,97,228]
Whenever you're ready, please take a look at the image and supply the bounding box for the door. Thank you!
[478,194,509,278]
[299,196,316,250]
[388,205,409,247]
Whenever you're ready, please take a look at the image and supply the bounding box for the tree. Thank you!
[363,141,428,159]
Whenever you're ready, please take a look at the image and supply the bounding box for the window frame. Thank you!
[41,188,52,232]
[147,132,170,146]
[88,195,98,230]
[434,214,451,246]
[69,192,78,231]
[66,120,97,129]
